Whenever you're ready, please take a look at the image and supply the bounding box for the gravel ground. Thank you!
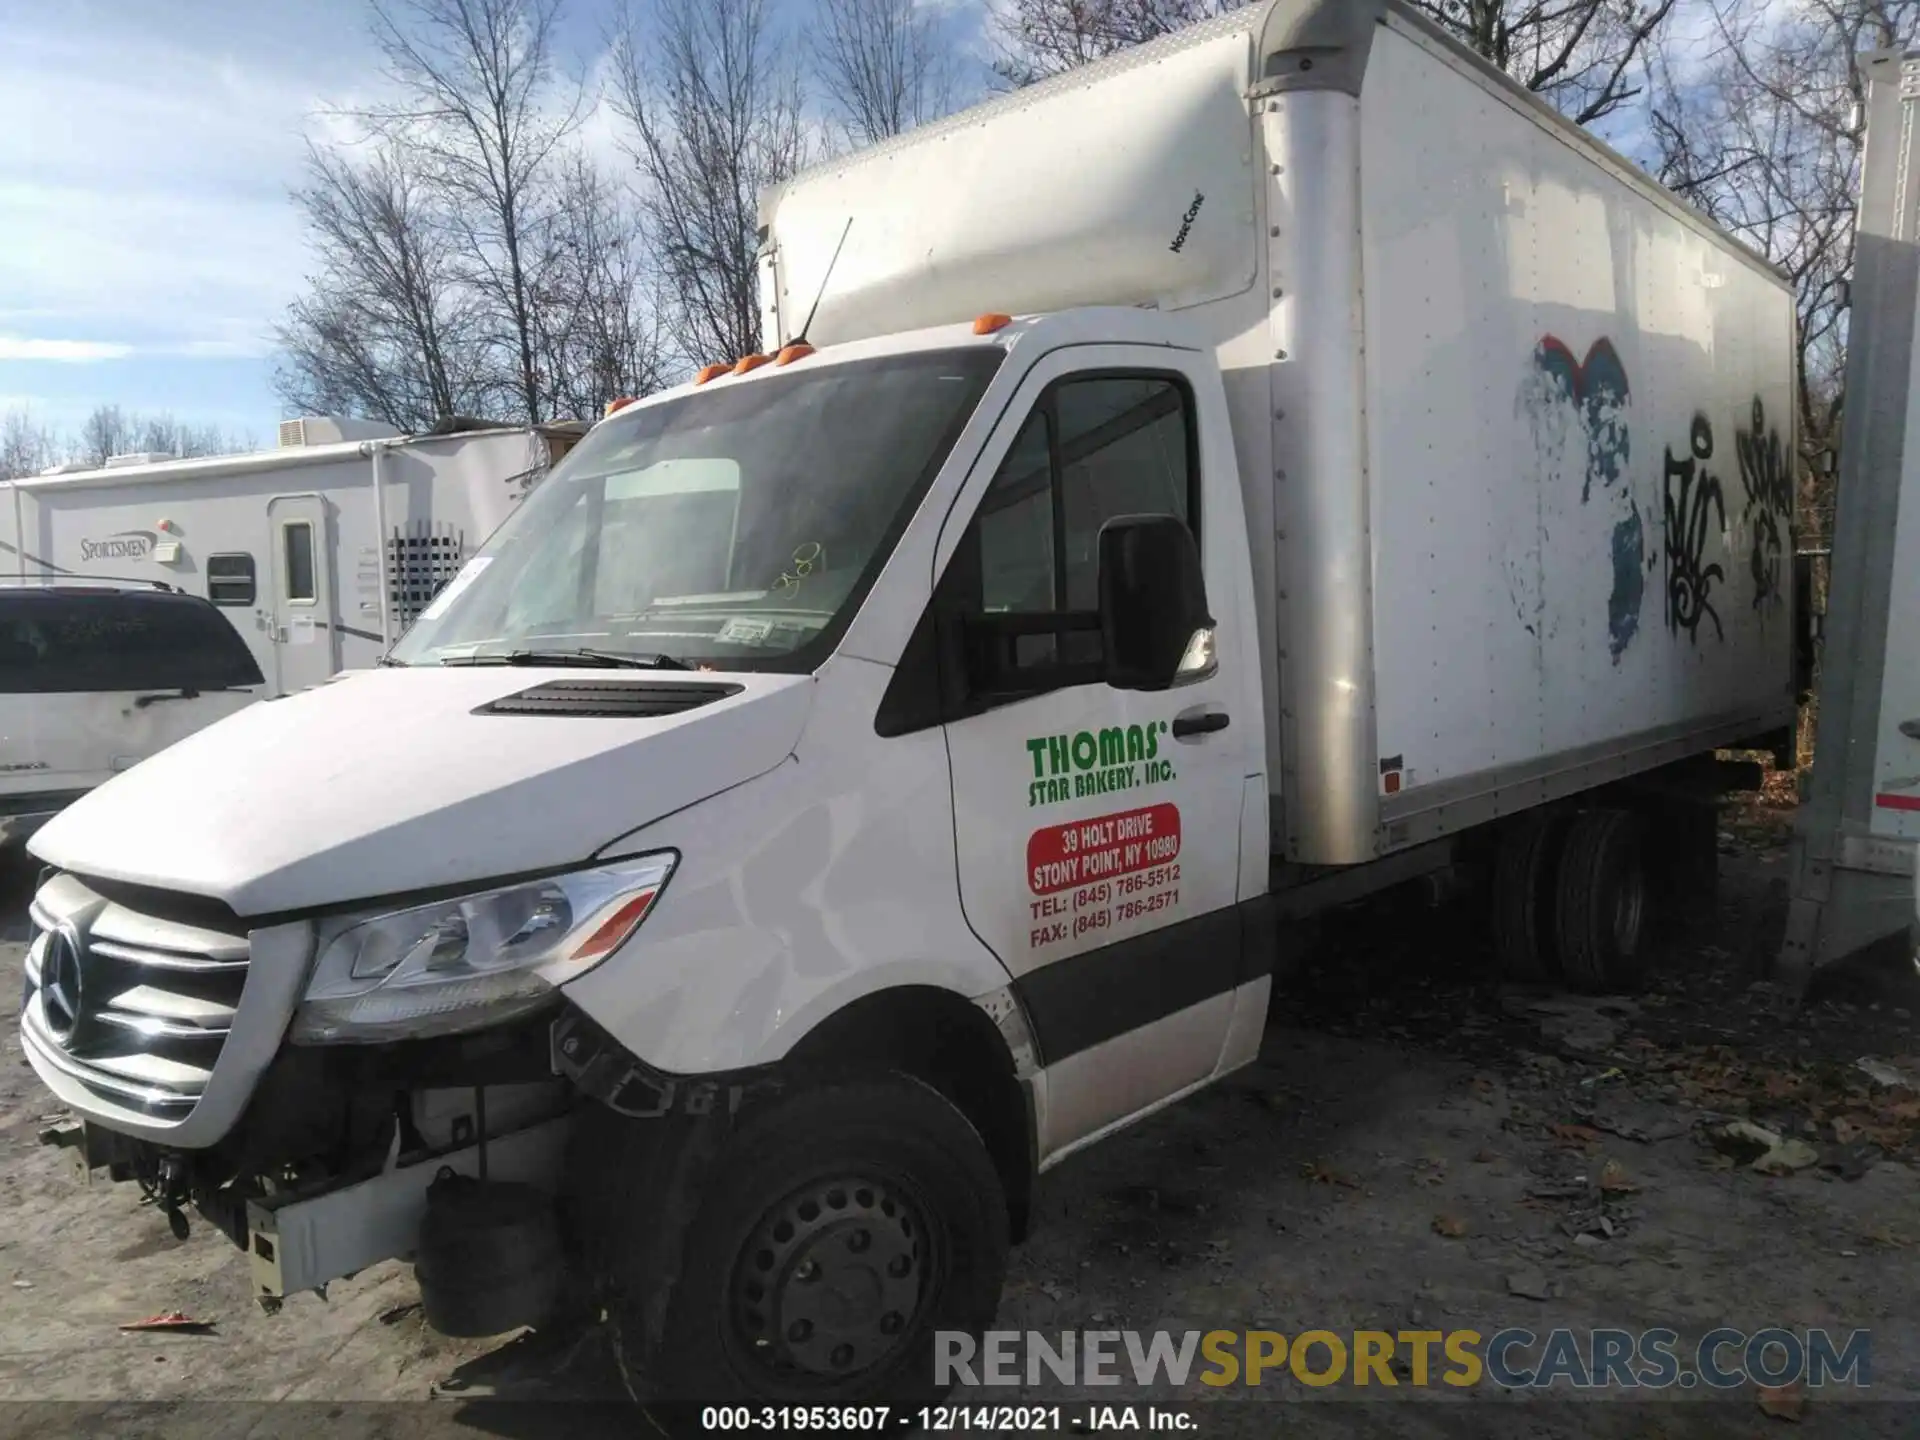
[2,783,1917,1439]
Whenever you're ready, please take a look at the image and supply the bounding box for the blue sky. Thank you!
[0,0,994,450]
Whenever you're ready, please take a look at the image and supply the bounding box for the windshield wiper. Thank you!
[438,647,692,671]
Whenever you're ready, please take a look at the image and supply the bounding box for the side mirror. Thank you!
[1097,515,1215,691]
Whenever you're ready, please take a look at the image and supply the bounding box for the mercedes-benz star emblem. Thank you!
[40,924,86,1045]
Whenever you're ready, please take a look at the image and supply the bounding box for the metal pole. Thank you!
[369,442,394,647]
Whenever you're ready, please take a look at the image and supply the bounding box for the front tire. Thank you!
[608,1074,1009,1408]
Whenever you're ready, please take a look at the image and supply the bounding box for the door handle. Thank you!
[1172,709,1230,739]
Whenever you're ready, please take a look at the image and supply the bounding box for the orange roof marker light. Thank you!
[733,353,772,376]
[603,396,638,419]
[693,363,730,386]
[973,313,1013,335]
[775,342,815,366]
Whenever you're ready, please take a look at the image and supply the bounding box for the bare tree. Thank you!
[813,0,957,143]
[993,0,1671,126]
[67,406,248,468]
[275,140,486,430]
[1648,0,1920,544]
[77,405,136,468]
[1,409,56,480]
[362,0,586,422]
[612,0,808,366]
[1405,1,1678,126]
[991,0,1236,86]
[536,154,670,418]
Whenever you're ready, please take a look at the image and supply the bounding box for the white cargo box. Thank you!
[762,0,1798,865]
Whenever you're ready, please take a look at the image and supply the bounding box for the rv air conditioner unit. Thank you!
[279,416,405,448]
[104,452,174,468]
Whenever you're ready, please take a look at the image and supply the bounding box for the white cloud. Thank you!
[0,337,136,363]
[0,12,371,359]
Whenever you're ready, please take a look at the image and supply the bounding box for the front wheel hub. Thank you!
[731,1177,928,1380]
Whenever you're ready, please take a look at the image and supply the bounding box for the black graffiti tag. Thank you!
[1664,414,1726,643]
[1735,397,1789,612]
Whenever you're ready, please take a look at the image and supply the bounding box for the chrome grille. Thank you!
[20,876,251,1118]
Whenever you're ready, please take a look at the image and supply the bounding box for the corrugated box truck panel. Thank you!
[1357,19,1797,845]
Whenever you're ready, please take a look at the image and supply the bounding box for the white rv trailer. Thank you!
[5,418,584,696]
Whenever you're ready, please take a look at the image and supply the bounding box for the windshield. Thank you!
[389,348,1003,670]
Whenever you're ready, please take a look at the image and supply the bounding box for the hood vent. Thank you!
[475,678,744,718]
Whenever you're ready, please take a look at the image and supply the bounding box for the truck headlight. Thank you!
[290,852,676,1043]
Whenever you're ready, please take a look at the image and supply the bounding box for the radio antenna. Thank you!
[793,218,853,348]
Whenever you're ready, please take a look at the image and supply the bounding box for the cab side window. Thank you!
[876,372,1198,735]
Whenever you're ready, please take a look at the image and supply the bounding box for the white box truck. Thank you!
[6,418,583,697]
[21,0,1796,1409]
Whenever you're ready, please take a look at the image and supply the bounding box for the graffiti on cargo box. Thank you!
[1516,336,1648,661]
[1735,398,1790,613]
[1663,414,1727,643]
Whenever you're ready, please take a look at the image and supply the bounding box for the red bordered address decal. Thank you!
[1025,804,1183,949]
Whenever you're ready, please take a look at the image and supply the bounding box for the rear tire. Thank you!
[603,1074,1009,1409]
[1491,811,1570,981]
[1555,808,1650,993]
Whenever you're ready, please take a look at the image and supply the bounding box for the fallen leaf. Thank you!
[1432,1214,1469,1238]
[1599,1160,1639,1194]
[1753,1139,1821,1175]
[1472,1148,1498,1164]
[1550,1124,1602,1148]
[1302,1161,1360,1189]
[1764,1073,1803,1100]
[1713,1120,1782,1162]
[1863,1226,1912,1249]
[1833,1117,1863,1145]
[119,1312,214,1334]
[1856,1058,1917,1091]
[1757,1383,1805,1421]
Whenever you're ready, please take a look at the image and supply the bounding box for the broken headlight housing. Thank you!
[290,852,677,1043]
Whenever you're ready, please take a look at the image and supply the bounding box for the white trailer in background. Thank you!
[5,418,584,695]
[1782,47,1920,980]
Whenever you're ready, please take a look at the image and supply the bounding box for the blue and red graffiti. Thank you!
[1530,336,1644,660]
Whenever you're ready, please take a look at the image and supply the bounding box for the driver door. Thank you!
[930,348,1258,1157]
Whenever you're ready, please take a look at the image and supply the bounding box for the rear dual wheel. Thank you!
[1492,807,1649,993]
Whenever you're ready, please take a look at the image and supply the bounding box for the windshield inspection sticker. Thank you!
[1027,802,1182,950]
[418,556,491,623]
[717,616,774,646]
[1026,722,1175,808]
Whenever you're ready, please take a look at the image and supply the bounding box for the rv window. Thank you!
[207,553,257,606]
[0,592,265,695]
[282,523,316,603]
